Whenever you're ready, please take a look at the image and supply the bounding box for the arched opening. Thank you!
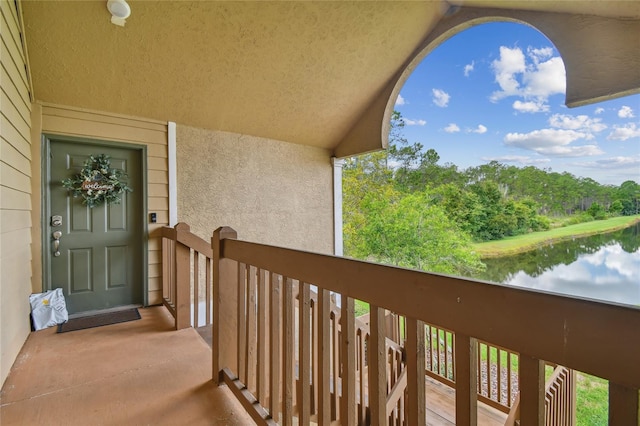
[344,20,639,423]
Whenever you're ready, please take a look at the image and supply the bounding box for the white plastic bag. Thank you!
[29,288,68,331]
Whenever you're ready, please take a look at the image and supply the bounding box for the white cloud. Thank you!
[537,145,604,157]
[402,118,427,126]
[444,123,460,133]
[618,105,635,118]
[549,114,607,134]
[504,128,603,156]
[522,56,566,99]
[527,47,553,63]
[481,155,551,165]
[575,156,640,170]
[490,45,566,113]
[395,94,406,106]
[464,61,474,77]
[595,107,605,115]
[471,124,488,134]
[432,89,450,107]
[513,100,549,113]
[607,123,640,141]
[490,46,526,101]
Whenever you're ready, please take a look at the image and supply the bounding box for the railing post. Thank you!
[175,222,192,330]
[406,317,426,426]
[455,334,478,425]
[609,382,639,426]
[519,354,545,426]
[212,226,238,385]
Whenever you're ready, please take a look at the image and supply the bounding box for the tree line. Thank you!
[343,111,640,275]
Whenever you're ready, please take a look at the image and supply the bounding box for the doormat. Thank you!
[57,308,141,333]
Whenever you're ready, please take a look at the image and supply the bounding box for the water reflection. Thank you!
[478,224,640,306]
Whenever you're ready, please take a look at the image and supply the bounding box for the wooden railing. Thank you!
[160,223,213,329]
[210,227,640,425]
[361,313,519,413]
[506,364,577,426]
[544,365,577,426]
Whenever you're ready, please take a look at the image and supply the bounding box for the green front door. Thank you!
[46,138,144,314]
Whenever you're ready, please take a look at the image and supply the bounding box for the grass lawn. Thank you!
[473,215,640,258]
[576,373,608,425]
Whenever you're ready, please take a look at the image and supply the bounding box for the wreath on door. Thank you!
[61,154,133,208]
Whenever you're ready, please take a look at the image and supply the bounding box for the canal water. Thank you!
[477,223,640,307]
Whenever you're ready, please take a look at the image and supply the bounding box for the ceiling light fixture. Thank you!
[107,0,131,27]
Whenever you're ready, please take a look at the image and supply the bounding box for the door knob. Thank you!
[52,230,62,257]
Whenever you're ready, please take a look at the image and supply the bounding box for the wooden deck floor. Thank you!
[196,326,507,426]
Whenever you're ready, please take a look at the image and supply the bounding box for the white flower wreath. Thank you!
[61,154,133,208]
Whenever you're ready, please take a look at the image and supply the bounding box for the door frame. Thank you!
[41,134,149,307]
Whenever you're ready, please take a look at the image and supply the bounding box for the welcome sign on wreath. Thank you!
[62,154,133,208]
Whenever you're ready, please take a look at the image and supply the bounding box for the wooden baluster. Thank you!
[455,334,478,426]
[205,256,212,326]
[340,296,357,426]
[497,348,503,405]
[237,263,247,384]
[212,226,238,385]
[406,317,426,426]
[569,369,576,426]
[609,382,639,426]
[519,354,544,426]
[193,251,199,327]
[369,305,387,425]
[317,289,331,426]
[298,282,311,424]
[246,265,257,394]
[257,269,268,404]
[283,277,294,425]
[175,241,191,330]
[332,311,340,420]
[269,273,281,422]
[311,297,319,417]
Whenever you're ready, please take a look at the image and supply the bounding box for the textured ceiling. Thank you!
[21,1,640,153]
[22,1,444,150]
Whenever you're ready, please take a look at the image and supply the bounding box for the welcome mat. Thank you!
[57,308,141,333]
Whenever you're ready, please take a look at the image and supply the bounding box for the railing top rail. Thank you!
[220,237,640,388]
[161,223,213,258]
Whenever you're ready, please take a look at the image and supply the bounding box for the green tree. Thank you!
[586,202,607,220]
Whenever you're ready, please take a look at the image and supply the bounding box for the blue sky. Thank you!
[394,22,640,186]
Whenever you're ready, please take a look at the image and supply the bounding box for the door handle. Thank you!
[52,230,62,257]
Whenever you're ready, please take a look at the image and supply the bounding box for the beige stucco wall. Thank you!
[177,125,334,255]
[1,0,33,385]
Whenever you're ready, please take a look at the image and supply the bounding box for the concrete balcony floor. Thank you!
[0,306,254,425]
[2,305,507,426]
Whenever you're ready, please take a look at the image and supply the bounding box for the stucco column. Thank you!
[332,157,345,256]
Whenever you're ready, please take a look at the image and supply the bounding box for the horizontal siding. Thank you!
[42,115,166,146]
[148,183,168,198]
[0,161,30,192]
[1,0,33,386]
[1,63,30,122]
[0,1,29,91]
[0,182,31,210]
[40,103,168,307]
[0,208,31,232]
[1,91,31,156]
[0,138,30,172]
